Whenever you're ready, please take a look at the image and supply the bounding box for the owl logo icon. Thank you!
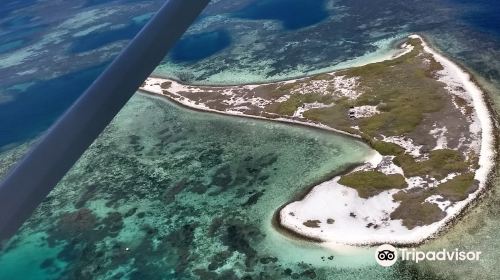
[375,244,398,267]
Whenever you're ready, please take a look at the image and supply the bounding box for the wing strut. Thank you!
[0,0,210,245]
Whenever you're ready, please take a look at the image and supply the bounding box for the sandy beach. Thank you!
[140,35,498,246]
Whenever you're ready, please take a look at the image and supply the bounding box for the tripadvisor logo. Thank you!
[375,244,398,267]
[375,244,482,267]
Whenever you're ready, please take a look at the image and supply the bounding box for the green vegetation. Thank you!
[391,189,446,229]
[453,96,474,116]
[307,73,332,81]
[436,172,476,201]
[338,171,407,198]
[277,83,296,92]
[153,37,482,232]
[279,39,477,229]
[302,220,321,228]
[394,149,468,179]
[255,84,296,100]
[390,171,476,228]
[390,199,445,229]
[369,140,406,156]
[359,105,424,136]
[160,81,172,89]
[302,98,351,129]
[296,38,446,138]
[347,54,444,136]
[269,93,335,116]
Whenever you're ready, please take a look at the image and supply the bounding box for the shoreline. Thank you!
[149,34,411,87]
[138,90,363,141]
[140,34,498,247]
[277,35,498,246]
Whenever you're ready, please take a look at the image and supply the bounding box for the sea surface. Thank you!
[0,0,499,279]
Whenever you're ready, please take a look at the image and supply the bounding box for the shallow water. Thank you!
[1,0,500,278]
[0,94,372,279]
[3,94,497,279]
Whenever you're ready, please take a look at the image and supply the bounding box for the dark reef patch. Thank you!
[233,0,329,30]
[0,95,373,278]
[68,21,141,54]
[170,29,231,63]
[242,190,265,206]
[221,222,263,267]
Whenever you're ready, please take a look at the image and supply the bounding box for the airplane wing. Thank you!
[0,0,210,245]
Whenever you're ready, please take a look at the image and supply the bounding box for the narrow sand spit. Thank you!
[140,35,497,246]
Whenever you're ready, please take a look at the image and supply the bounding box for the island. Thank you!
[139,35,497,245]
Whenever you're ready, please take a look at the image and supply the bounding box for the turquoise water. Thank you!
[1,0,500,278]
[0,94,373,279]
[3,94,496,279]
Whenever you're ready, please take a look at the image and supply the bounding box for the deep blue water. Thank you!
[0,15,43,55]
[1,15,35,29]
[0,0,160,149]
[0,63,108,149]
[0,0,499,151]
[1,0,500,278]
[0,0,37,18]
[0,40,24,54]
[169,29,231,63]
[0,27,43,55]
[69,23,142,54]
[83,0,142,8]
[455,0,500,35]
[233,0,329,30]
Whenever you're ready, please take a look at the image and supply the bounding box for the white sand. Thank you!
[417,34,496,186]
[279,35,496,245]
[140,78,361,139]
[140,34,496,246]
